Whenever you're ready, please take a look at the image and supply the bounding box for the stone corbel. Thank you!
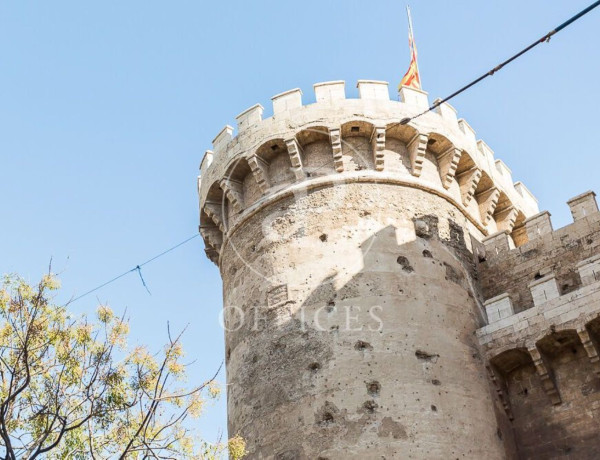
[437,146,462,189]
[457,166,482,207]
[577,327,600,376]
[486,365,514,421]
[203,201,225,232]
[219,178,244,213]
[200,227,223,251]
[528,346,561,405]
[495,206,519,233]
[370,126,386,171]
[247,154,270,195]
[329,128,344,173]
[284,138,305,180]
[476,187,500,226]
[407,132,429,177]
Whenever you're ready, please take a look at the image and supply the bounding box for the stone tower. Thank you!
[197,80,541,459]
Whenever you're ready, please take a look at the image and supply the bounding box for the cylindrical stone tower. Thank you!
[198,81,539,459]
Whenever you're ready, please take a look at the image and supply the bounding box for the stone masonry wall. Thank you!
[476,192,600,459]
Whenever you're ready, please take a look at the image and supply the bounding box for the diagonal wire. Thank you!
[390,0,600,128]
[69,234,199,304]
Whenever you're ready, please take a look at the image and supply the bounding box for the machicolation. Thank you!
[198,80,600,459]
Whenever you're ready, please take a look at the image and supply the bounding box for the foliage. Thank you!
[0,273,246,459]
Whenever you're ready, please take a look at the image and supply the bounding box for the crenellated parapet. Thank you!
[476,191,600,413]
[197,80,539,265]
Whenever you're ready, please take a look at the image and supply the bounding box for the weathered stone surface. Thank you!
[197,80,600,459]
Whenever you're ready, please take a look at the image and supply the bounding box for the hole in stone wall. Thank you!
[320,412,334,425]
[534,272,543,280]
[308,362,321,372]
[319,234,328,242]
[397,256,414,273]
[427,138,437,145]
[422,250,433,258]
[517,387,528,396]
[415,349,439,362]
[351,126,360,133]
[363,400,378,413]
[431,379,441,386]
[496,427,503,440]
[271,144,279,151]
[431,405,437,412]
[367,381,381,396]
[354,340,373,351]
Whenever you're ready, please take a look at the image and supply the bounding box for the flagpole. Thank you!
[406,5,421,88]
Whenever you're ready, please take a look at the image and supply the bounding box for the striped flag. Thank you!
[399,6,422,91]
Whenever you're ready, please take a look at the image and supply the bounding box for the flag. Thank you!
[399,6,421,91]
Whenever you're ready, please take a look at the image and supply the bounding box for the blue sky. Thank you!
[1,0,599,442]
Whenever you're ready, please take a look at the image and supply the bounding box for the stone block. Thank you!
[524,211,553,241]
[433,98,458,125]
[272,88,303,115]
[357,80,389,100]
[567,190,598,221]
[577,254,600,286]
[314,81,346,102]
[236,104,264,132]
[398,85,429,108]
[484,292,514,324]
[212,125,234,153]
[528,274,560,307]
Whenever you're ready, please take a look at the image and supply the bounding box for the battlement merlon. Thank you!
[197,80,540,262]
[478,189,600,331]
[482,191,600,262]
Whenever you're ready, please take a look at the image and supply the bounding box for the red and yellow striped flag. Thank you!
[399,6,422,91]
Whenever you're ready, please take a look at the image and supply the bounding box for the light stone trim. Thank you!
[577,254,600,286]
[247,154,270,194]
[329,128,344,173]
[356,80,389,100]
[272,88,303,115]
[484,293,514,324]
[236,104,264,133]
[219,178,243,213]
[433,98,458,124]
[314,81,345,102]
[437,146,462,189]
[524,211,553,241]
[567,190,598,221]
[407,132,429,177]
[203,201,225,232]
[458,118,477,147]
[528,274,560,308]
[200,150,214,176]
[495,206,519,233]
[212,125,234,153]
[457,166,482,207]
[476,187,500,226]
[284,138,305,180]
[477,277,600,349]
[371,126,386,171]
[577,326,600,376]
[528,345,561,405]
[399,86,429,109]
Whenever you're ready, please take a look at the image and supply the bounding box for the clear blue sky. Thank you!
[1,0,599,443]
